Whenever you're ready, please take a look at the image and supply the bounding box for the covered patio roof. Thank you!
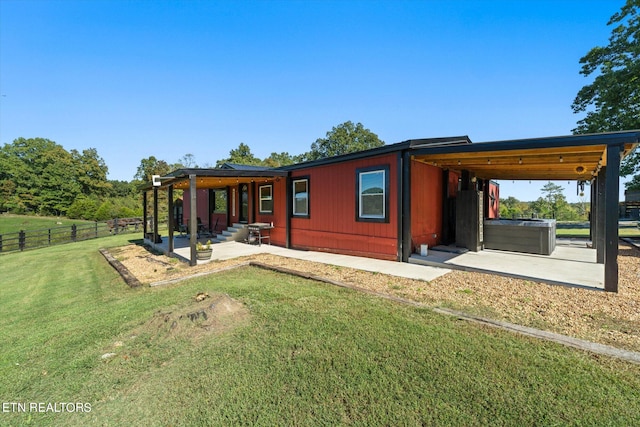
[410,131,639,180]
[140,168,288,191]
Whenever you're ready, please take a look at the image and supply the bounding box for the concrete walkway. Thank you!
[171,240,452,282]
[150,236,604,289]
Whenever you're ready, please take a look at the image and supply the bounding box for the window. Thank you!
[259,185,273,213]
[356,166,389,222]
[213,189,227,213]
[293,178,309,217]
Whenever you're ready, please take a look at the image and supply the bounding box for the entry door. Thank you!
[239,184,249,223]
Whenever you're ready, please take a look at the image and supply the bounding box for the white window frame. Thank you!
[357,168,388,222]
[259,184,273,214]
[292,178,309,217]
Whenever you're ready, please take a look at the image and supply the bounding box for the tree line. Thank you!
[0,122,384,220]
[500,182,589,221]
[1,1,638,220]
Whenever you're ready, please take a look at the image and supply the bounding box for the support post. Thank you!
[189,174,197,266]
[604,145,622,293]
[401,152,412,262]
[143,191,148,236]
[168,185,174,254]
[596,170,606,263]
[153,187,159,243]
[441,169,450,245]
[589,178,596,243]
[285,176,292,249]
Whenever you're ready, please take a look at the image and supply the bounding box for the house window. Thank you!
[259,185,273,213]
[213,189,227,213]
[293,178,309,217]
[356,165,389,222]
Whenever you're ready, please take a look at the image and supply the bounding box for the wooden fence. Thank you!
[0,218,144,254]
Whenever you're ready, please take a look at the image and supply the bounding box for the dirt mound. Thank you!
[140,293,250,341]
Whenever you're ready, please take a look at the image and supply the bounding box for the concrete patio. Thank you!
[146,236,604,290]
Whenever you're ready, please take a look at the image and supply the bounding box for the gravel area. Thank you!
[109,242,640,353]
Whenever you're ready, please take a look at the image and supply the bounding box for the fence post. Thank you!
[0,234,3,252]
[48,228,51,246]
[71,224,77,242]
[95,222,98,238]
[114,217,119,235]
[19,230,25,251]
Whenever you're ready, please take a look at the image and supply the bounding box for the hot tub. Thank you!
[483,218,556,255]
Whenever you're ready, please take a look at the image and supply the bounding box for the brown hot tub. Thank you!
[483,218,556,255]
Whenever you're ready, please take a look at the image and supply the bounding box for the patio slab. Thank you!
[409,238,604,290]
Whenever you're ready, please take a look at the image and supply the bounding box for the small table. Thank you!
[247,223,273,246]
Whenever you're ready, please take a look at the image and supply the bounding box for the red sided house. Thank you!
[142,131,639,292]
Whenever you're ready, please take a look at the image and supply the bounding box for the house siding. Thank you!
[253,179,287,246]
[289,153,399,260]
[182,189,210,228]
[410,160,444,253]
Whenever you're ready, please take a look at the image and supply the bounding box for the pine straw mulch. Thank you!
[108,242,640,353]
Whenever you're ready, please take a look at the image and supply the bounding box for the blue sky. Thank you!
[0,0,627,202]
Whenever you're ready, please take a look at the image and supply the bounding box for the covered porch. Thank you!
[407,131,639,292]
[140,168,288,266]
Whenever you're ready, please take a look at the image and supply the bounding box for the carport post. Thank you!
[604,145,622,293]
[153,187,159,243]
[168,185,174,254]
[596,172,606,263]
[189,174,197,266]
[589,178,596,243]
[143,191,148,235]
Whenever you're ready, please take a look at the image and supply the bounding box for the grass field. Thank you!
[0,214,94,235]
[1,235,640,425]
[556,227,640,238]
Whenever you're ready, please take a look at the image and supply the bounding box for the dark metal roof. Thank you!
[219,162,273,171]
[139,167,287,190]
[410,131,640,157]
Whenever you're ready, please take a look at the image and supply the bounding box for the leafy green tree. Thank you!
[530,182,580,220]
[176,153,198,168]
[37,144,81,215]
[107,180,137,198]
[94,200,117,221]
[263,152,296,168]
[308,121,385,160]
[572,0,640,190]
[71,148,111,196]
[215,143,263,167]
[499,196,524,218]
[67,196,100,220]
[0,137,82,215]
[134,156,172,182]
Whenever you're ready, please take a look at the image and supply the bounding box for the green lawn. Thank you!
[1,235,640,425]
[556,227,640,238]
[0,214,94,235]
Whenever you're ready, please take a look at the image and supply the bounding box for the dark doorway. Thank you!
[239,184,249,223]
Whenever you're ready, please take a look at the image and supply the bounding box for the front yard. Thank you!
[1,234,639,425]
